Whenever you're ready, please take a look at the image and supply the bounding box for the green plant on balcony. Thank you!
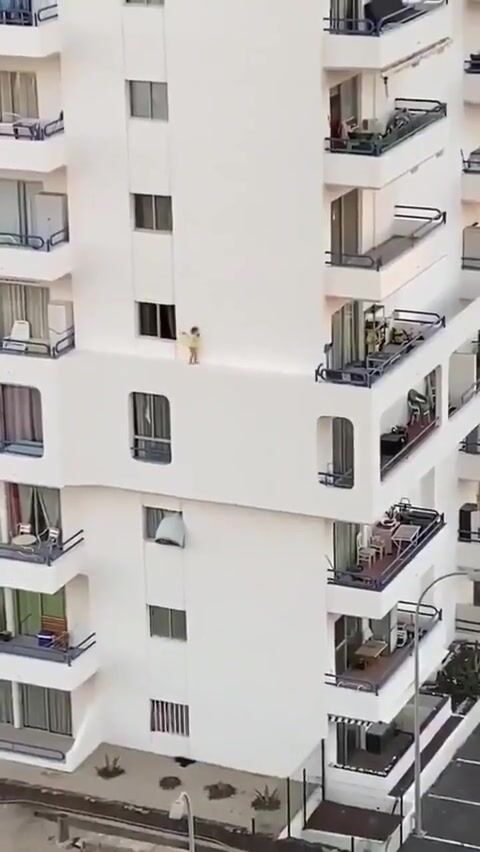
[436,641,480,708]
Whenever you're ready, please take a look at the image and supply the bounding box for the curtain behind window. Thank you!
[0,385,43,445]
[0,283,49,339]
[0,680,12,724]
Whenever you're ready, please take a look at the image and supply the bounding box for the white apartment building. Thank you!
[0,0,478,842]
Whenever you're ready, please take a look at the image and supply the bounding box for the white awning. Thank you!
[329,714,371,729]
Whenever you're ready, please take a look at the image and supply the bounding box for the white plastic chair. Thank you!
[17,523,32,536]
[3,319,30,352]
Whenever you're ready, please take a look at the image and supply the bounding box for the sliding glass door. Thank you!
[6,484,61,540]
[21,684,72,736]
[0,179,42,240]
[15,588,65,636]
[0,680,13,725]
[0,71,38,121]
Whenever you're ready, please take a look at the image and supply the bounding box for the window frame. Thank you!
[133,194,173,233]
[144,506,183,541]
[131,392,172,464]
[128,80,168,121]
[150,699,190,736]
[149,605,187,641]
[137,301,176,340]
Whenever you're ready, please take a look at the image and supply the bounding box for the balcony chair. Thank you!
[407,388,430,425]
[2,319,30,352]
[16,522,32,536]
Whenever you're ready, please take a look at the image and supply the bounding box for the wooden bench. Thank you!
[41,616,69,650]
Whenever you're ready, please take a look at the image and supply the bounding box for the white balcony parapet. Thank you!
[323,1,451,71]
[324,99,447,190]
[316,310,445,389]
[0,227,71,281]
[0,629,97,690]
[0,2,60,58]
[325,605,445,722]
[0,115,64,172]
[0,530,84,594]
[465,57,480,104]
[324,205,447,302]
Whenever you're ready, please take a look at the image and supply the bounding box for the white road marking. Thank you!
[422,836,480,851]
[428,792,480,808]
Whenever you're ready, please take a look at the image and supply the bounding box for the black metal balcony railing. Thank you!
[460,439,480,454]
[0,438,43,457]
[0,529,84,566]
[0,227,68,251]
[316,310,445,388]
[462,151,480,173]
[318,467,354,489]
[328,505,445,592]
[458,528,480,543]
[449,380,480,418]
[0,116,64,141]
[380,417,438,479]
[323,3,436,36]
[0,3,57,26]
[326,100,446,157]
[465,57,480,74]
[132,438,172,464]
[325,206,446,271]
[325,602,441,695]
[0,630,95,666]
[0,326,74,358]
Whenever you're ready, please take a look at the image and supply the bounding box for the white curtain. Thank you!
[0,71,37,120]
[0,282,48,339]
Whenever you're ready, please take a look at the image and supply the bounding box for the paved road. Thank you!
[402,725,480,851]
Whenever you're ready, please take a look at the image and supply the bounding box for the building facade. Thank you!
[0,0,478,832]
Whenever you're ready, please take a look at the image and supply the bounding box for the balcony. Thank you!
[328,505,445,594]
[0,721,71,764]
[458,498,480,571]
[0,3,60,58]
[0,629,97,690]
[0,115,65,172]
[324,100,447,190]
[325,602,442,722]
[325,205,447,301]
[380,417,438,479]
[461,227,480,298]
[323,1,450,71]
[0,326,74,358]
[0,530,84,594]
[462,150,480,203]
[329,692,449,780]
[0,228,71,281]
[316,310,444,388]
[465,56,480,104]
[458,438,480,481]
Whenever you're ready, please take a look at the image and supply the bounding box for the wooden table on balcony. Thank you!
[354,639,388,668]
[392,524,421,553]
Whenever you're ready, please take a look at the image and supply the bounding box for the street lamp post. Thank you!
[413,568,480,836]
[169,791,195,852]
